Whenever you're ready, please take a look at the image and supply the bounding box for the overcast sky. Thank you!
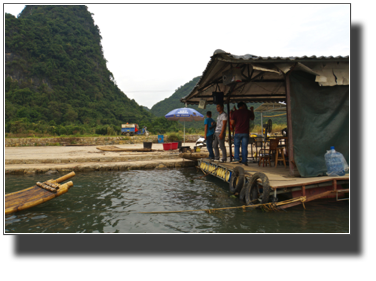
[4,3,350,108]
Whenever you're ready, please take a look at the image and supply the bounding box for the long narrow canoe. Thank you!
[5,172,75,215]
[96,146,163,152]
[179,152,209,161]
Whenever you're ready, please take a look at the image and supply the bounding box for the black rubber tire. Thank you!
[239,179,248,201]
[244,172,271,205]
[229,166,245,194]
[242,179,258,204]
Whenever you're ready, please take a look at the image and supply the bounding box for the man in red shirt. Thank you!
[230,102,255,165]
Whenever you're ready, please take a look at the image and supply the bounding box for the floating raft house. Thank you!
[182,50,349,208]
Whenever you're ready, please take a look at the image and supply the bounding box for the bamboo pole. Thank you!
[139,196,306,214]
[54,171,76,183]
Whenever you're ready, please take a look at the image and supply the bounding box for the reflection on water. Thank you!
[5,168,349,233]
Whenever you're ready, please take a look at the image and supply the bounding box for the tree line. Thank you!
[5,5,181,137]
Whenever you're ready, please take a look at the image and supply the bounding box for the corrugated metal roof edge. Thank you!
[213,49,349,60]
[185,99,286,105]
[181,50,349,103]
[225,55,349,60]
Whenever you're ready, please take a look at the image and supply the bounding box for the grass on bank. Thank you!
[5,124,287,139]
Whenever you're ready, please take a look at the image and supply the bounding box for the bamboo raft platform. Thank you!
[5,172,76,215]
[198,159,349,210]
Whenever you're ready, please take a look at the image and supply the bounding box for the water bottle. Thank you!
[324,146,348,176]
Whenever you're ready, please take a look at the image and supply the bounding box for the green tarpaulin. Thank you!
[290,71,349,177]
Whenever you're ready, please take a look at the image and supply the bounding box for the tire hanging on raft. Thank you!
[229,166,245,194]
[243,172,271,205]
[239,181,249,201]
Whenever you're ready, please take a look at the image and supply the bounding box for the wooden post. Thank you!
[227,100,232,162]
[302,185,306,196]
[226,84,236,163]
[285,72,295,176]
[333,179,337,191]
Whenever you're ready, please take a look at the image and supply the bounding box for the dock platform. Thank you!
[198,158,349,209]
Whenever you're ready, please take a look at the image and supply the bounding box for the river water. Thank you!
[5,168,349,233]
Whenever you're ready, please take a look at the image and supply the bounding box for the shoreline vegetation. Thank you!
[5,124,287,140]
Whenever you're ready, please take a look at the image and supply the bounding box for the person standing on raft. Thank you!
[204,111,216,160]
[230,102,254,165]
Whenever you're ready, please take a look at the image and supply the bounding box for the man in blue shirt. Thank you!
[204,111,215,160]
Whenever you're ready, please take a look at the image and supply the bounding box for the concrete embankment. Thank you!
[5,143,198,175]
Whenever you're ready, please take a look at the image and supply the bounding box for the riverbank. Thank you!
[5,143,198,175]
[5,134,202,147]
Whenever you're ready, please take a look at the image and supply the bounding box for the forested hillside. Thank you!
[151,76,219,131]
[5,5,180,136]
[151,76,201,117]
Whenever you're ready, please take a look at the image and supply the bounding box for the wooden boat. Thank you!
[179,152,209,161]
[5,172,76,215]
[96,146,158,152]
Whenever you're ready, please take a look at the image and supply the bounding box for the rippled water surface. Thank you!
[5,168,349,233]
